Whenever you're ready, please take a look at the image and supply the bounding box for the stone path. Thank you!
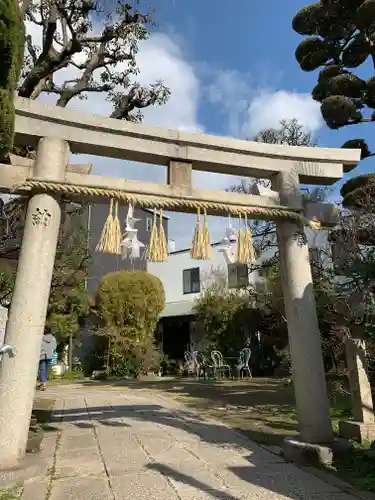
[21,385,358,500]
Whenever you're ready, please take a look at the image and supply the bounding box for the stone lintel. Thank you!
[14,97,361,184]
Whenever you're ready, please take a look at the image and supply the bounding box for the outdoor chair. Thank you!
[237,347,252,378]
[211,350,231,379]
[192,351,213,379]
[184,351,195,376]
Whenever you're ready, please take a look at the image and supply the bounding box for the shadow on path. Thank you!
[51,401,344,500]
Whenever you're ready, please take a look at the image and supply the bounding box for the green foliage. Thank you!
[0,485,23,500]
[330,440,375,493]
[60,369,84,380]
[292,0,375,157]
[0,202,91,344]
[0,0,25,155]
[95,270,165,376]
[46,208,91,344]
[194,271,288,363]
[342,139,371,159]
[110,357,141,379]
[340,173,375,209]
[20,1,169,121]
[95,270,165,344]
[194,283,247,355]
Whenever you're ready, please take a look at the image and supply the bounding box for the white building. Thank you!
[147,225,331,359]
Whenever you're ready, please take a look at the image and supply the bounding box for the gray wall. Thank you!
[86,203,168,295]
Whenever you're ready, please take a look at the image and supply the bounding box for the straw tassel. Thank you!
[236,214,245,264]
[146,209,160,262]
[190,208,203,259]
[112,200,122,255]
[201,208,212,260]
[243,213,256,264]
[96,199,114,253]
[158,209,168,262]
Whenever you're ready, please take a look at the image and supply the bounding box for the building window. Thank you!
[146,217,153,232]
[228,263,249,289]
[183,268,200,294]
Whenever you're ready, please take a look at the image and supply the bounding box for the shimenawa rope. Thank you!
[12,179,321,229]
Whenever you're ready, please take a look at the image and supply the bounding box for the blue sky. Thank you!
[27,0,375,247]
[146,0,375,188]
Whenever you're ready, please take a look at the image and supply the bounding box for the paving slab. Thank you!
[50,477,112,500]
[59,431,97,452]
[54,447,105,479]
[111,472,180,500]
[21,479,50,500]
[34,385,360,500]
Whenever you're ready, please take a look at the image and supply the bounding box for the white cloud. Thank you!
[244,90,323,138]
[206,69,323,139]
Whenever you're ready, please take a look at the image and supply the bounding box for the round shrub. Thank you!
[292,3,324,35]
[95,270,165,348]
[321,95,362,128]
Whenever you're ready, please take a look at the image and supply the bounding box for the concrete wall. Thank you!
[148,242,262,305]
[148,227,332,308]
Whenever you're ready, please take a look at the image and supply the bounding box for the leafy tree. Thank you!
[94,270,165,376]
[194,274,287,374]
[0,200,91,348]
[46,206,91,345]
[292,0,375,160]
[292,1,375,346]
[19,0,169,121]
[253,118,316,146]
[194,281,246,355]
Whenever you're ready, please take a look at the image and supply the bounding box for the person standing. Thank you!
[38,330,57,391]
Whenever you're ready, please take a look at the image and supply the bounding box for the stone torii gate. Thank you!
[0,97,361,468]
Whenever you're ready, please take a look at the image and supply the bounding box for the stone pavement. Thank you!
[21,385,359,500]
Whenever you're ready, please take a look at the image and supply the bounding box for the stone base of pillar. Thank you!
[283,436,354,467]
[339,420,375,443]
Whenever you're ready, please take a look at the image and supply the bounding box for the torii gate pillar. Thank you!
[273,171,333,446]
[0,137,69,467]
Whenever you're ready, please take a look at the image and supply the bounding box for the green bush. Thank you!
[110,357,140,378]
[0,0,25,155]
[95,270,165,375]
[60,369,84,380]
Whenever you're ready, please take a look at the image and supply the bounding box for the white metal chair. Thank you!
[184,351,195,376]
[192,351,213,379]
[211,350,231,379]
[237,347,252,378]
